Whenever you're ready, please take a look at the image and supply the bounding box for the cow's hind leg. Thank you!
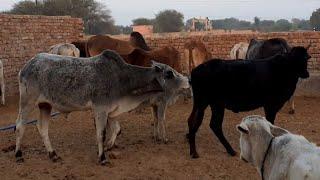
[93,106,109,165]
[187,103,207,158]
[37,103,60,162]
[15,97,35,162]
[209,104,236,156]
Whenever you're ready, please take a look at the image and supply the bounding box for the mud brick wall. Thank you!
[0,14,83,96]
[142,32,320,74]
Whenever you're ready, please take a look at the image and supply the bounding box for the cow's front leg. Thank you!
[93,106,109,165]
[152,106,160,142]
[157,104,168,143]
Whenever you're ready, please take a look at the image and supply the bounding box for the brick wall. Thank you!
[132,25,153,36]
[0,14,83,96]
[139,32,320,74]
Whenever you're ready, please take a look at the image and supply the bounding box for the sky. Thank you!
[1,0,320,25]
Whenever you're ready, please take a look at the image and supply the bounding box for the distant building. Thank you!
[132,25,153,35]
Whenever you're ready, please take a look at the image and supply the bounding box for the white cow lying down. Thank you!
[237,115,320,180]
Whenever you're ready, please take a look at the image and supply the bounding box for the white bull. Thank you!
[237,115,320,180]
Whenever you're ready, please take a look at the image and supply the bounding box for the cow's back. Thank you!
[190,58,289,111]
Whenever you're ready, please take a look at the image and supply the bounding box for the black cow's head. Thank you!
[289,46,311,79]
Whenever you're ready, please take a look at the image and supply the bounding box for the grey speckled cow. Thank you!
[106,61,190,149]
[15,50,166,165]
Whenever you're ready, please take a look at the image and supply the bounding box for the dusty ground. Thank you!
[1,96,320,180]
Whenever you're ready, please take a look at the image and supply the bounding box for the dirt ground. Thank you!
[1,96,320,180]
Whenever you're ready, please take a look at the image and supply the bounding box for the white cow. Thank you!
[0,60,5,105]
[230,42,249,59]
[48,43,80,57]
[237,115,320,180]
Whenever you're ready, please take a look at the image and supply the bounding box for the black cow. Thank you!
[246,38,291,60]
[187,46,311,158]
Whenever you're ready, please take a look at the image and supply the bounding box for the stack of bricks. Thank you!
[0,14,83,96]
[142,32,320,74]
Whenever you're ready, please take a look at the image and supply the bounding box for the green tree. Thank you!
[211,18,252,30]
[260,20,275,32]
[116,25,133,34]
[154,9,184,32]
[132,18,154,25]
[6,0,117,35]
[310,8,320,30]
[292,18,311,30]
[253,16,261,31]
[273,19,292,31]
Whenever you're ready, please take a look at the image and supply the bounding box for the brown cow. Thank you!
[184,40,211,73]
[84,35,183,72]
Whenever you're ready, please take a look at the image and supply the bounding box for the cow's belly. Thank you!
[108,96,145,118]
[224,96,264,113]
[37,95,92,113]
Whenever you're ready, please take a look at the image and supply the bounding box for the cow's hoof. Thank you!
[99,159,111,166]
[227,150,237,156]
[15,150,24,163]
[191,152,199,159]
[49,151,62,162]
[288,109,295,114]
[16,157,24,163]
[99,153,110,166]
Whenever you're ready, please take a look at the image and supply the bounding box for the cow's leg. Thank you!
[152,106,160,142]
[15,96,35,162]
[187,103,207,158]
[0,80,4,105]
[264,105,283,124]
[37,103,60,162]
[0,65,4,105]
[157,104,168,143]
[209,104,236,156]
[105,118,121,150]
[288,97,295,114]
[93,106,109,165]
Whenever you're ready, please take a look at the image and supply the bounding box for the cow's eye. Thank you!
[165,71,174,79]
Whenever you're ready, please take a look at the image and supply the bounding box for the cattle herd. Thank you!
[0,31,319,179]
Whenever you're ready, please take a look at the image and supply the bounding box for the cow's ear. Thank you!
[237,124,249,134]
[270,125,288,137]
[155,65,162,73]
[249,38,258,45]
[151,60,157,65]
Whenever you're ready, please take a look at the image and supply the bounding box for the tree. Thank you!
[154,9,184,33]
[292,18,311,30]
[132,18,153,25]
[116,25,133,34]
[260,20,275,32]
[253,16,261,31]
[6,0,117,35]
[211,18,251,30]
[273,19,292,31]
[310,8,320,30]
